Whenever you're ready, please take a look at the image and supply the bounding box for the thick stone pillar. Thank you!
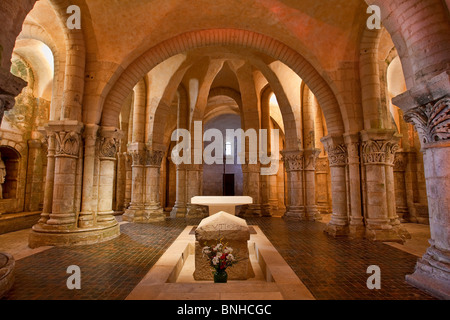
[47,121,84,228]
[281,150,306,220]
[393,152,409,222]
[344,133,365,237]
[38,129,56,224]
[186,164,206,218]
[315,157,331,214]
[143,149,165,222]
[243,163,262,217]
[123,152,132,210]
[29,121,120,248]
[25,139,43,212]
[79,124,99,228]
[393,77,450,299]
[304,149,321,220]
[360,129,409,243]
[124,143,146,222]
[170,164,187,218]
[97,127,122,226]
[321,136,349,236]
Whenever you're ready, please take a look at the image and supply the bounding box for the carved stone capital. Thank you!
[128,150,145,166]
[146,149,164,167]
[404,97,450,145]
[361,140,399,165]
[327,144,347,167]
[281,150,304,172]
[99,127,122,160]
[304,149,321,171]
[54,130,82,158]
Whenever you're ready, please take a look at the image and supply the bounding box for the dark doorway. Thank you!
[223,174,235,196]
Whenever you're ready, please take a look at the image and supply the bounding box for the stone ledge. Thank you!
[0,211,41,235]
[0,252,15,299]
[28,224,120,248]
[406,270,450,300]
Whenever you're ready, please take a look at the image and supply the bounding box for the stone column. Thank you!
[304,149,321,220]
[37,130,55,224]
[47,121,83,228]
[97,127,122,226]
[243,163,262,217]
[393,152,409,222]
[123,143,146,222]
[344,133,365,237]
[143,149,165,222]
[321,136,349,236]
[315,157,331,214]
[79,124,99,228]
[186,164,206,218]
[114,152,127,213]
[394,85,450,298]
[25,139,43,212]
[360,129,409,242]
[123,152,132,210]
[170,164,187,218]
[281,150,306,220]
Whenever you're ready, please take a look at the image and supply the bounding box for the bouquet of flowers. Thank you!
[202,240,238,273]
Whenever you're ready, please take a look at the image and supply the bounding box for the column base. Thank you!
[365,224,411,243]
[142,207,165,223]
[283,206,307,220]
[349,224,366,238]
[406,243,450,300]
[186,204,207,218]
[29,223,120,248]
[306,206,321,221]
[170,205,187,218]
[324,223,349,237]
[123,207,144,222]
[243,204,262,217]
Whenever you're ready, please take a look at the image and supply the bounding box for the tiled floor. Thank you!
[1,216,435,300]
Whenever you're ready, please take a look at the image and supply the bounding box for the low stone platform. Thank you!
[0,252,15,298]
[0,212,41,235]
[126,225,315,300]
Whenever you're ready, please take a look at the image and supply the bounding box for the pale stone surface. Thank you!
[194,211,254,280]
[191,196,253,216]
[127,225,314,300]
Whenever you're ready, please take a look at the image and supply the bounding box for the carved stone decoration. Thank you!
[362,140,399,165]
[304,149,321,171]
[316,158,329,172]
[99,137,120,159]
[129,150,145,166]
[404,97,450,144]
[146,150,164,167]
[54,131,81,158]
[327,144,347,167]
[282,153,304,172]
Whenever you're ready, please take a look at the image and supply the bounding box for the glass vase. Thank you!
[214,269,228,283]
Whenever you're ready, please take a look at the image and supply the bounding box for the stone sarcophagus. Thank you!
[193,211,255,281]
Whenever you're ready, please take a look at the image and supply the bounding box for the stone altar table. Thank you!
[193,211,255,281]
[190,196,253,216]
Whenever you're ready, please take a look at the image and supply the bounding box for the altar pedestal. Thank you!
[193,211,255,281]
[190,196,253,216]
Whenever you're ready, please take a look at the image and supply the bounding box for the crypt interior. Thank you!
[0,0,449,300]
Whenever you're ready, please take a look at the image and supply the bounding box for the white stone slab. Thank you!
[191,196,253,215]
